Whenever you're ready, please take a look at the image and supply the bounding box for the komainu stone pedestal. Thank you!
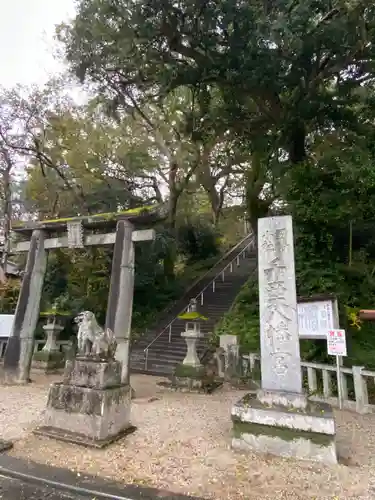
[231,392,337,465]
[34,358,133,448]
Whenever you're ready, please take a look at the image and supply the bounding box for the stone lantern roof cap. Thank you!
[178,311,208,321]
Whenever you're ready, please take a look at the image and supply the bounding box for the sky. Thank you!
[0,0,76,88]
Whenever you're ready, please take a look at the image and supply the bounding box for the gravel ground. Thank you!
[1,373,374,499]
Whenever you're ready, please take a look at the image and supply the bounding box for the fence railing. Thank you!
[143,234,256,370]
[243,353,375,414]
[33,340,71,354]
[0,339,71,362]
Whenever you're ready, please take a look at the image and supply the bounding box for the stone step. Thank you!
[136,341,209,354]
[132,345,231,375]
[133,350,200,362]
[130,236,257,375]
[139,263,255,334]
[132,365,175,376]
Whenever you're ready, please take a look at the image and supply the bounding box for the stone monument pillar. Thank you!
[231,216,337,464]
[257,214,304,406]
[3,229,47,383]
[105,220,134,385]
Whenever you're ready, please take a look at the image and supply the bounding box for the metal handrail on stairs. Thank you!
[143,232,256,370]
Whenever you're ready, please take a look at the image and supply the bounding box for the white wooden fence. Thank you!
[1,340,373,414]
[242,353,375,414]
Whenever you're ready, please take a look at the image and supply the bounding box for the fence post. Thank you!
[249,353,258,372]
[322,369,332,398]
[340,371,348,402]
[352,366,369,414]
[307,367,318,393]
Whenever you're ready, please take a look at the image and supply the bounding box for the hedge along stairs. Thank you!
[130,233,257,376]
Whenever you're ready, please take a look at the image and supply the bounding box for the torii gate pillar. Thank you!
[105,220,135,385]
[3,216,155,385]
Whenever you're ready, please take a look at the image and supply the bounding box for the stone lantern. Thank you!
[172,299,209,391]
[179,299,206,368]
[32,304,68,373]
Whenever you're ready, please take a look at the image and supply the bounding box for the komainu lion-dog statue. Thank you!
[75,311,117,360]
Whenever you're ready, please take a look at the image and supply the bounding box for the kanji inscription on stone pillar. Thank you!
[258,215,303,394]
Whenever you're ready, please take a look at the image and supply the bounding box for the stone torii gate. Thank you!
[3,212,156,384]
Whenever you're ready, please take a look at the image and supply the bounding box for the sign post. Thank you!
[327,329,347,410]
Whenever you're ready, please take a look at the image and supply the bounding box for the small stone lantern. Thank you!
[180,300,205,368]
[32,305,68,373]
[172,299,209,390]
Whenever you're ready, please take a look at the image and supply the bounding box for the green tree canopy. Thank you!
[60,0,375,164]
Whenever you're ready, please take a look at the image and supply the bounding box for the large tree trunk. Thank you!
[197,154,223,225]
[288,121,307,164]
[167,187,179,230]
[163,164,180,279]
[244,152,271,236]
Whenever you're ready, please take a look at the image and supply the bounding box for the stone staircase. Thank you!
[130,233,257,376]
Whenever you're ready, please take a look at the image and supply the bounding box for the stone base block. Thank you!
[231,393,337,465]
[158,379,222,394]
[257,389,308,410]
[169,363,222,393]
[174,364,205,378]
[63,358,121,389]
[157,363,222,394]
[174,375,205,392]
[34,424,136,449]
[35,382,132,447]
[32,350,65,373]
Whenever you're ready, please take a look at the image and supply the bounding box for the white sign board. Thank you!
[298,299,337,339]
[327,329,347,357]
[0,314,14,337]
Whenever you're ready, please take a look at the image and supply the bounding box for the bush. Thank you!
[213,245,375,370]
[0,279,21,313]
[214,272,260,354]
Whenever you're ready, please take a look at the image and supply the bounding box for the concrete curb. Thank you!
[0,455,203,500]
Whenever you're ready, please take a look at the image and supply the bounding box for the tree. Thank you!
[60,0,375,166]
[0,88,26,281]
[23,100,161,219]
[0,83,91,211]
[0,144,14,282]
[58,0,375,234]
